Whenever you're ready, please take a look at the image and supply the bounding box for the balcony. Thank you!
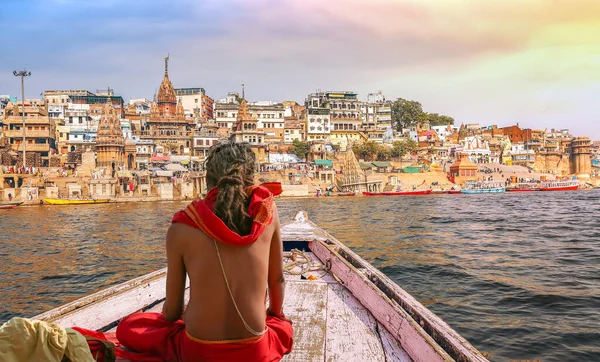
[11,143,51,152]
[5,116,52,125]
[4,129,52,138]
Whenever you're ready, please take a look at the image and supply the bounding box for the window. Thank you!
[195,99,198,103]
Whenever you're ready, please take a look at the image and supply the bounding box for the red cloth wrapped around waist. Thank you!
[171,183,281,246]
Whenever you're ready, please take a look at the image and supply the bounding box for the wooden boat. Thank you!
[43,198,111,205]
[461,181,505,194]
[506,182,540,192]
[335,192,357,196]
[540,180,579,191]
[33,211,488,362]
[0,202,22,210]
[383,190,432,196]
[363,190,432,196]
[447,190,462,194]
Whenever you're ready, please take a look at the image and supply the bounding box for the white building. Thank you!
[431,125,459,143]
[462,135,492,163]
[305,108,331,141]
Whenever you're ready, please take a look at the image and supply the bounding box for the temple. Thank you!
[95,98,125,171]
[230,93,267,164]
[142,56,193,155]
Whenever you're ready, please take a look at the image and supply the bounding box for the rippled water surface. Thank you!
[1,192,599,361]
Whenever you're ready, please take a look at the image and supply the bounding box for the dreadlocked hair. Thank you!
[205,141,257,235]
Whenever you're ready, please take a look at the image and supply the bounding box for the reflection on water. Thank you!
[2,192,600,361]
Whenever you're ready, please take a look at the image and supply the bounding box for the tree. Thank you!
[391,139,418,159]
[426,113,455,126]
[352,141,380,161]
[391,98,426,132]
[290,140,309,160]
[376,146,392,161]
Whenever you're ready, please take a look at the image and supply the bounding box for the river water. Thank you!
[1,192,599,361]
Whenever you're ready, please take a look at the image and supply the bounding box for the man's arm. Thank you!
[267,206,286,317]
[162,224,187,322]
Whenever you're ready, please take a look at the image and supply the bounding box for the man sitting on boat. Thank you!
[115,141,293,361]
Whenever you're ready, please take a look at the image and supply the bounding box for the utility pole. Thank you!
[13,70,32,168]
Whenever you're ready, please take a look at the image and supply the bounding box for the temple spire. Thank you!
[164,54,170,76]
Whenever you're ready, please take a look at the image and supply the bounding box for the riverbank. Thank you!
[3,163,599,206]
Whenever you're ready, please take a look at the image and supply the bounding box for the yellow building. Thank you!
[3,102,56,166]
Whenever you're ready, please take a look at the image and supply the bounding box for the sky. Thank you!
[1,0,599,138]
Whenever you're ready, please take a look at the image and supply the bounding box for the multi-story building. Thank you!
[174,88,214,121]
[142,56,194,155]
[283,118,305,144]
[44,89,125,118]
[193,121,220,158]
[3,102,56,165]
[501,125,532,144]
[510,143,535,167]
[304,108,331,142]
[306,91,362,148]
[214,101,239,130]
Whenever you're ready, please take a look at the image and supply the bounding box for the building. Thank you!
[462,135,492,163]
[3,102,57,166]
[193,121,220,158]
[308,91,362,148]
[569,137,592,179]
[510,143,535,167]
[142,56,194,155]
[501,125,532,144]
[283,118,304,144]
[95,99,125,171]
[44,89,125,118]
[174,88,214,121]
[448,153,479,185]
[230,99,267,163]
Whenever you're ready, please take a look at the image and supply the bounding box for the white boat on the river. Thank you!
[33,211,488,362]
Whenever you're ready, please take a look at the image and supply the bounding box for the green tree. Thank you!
[391,139,418,159]
[376,146,392,161]
[426,113,455,126]
[290,140,309,160]
[391,98,426,132]
[353,141,380,161]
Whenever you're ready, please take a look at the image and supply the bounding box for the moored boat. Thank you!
[382,189,432,196]
[461,181,505,194]
[363,190,432,196]
[0,202,23,210]
[32,211,489,362]
[506,182,540,192]
[43,198,111,205]
[540,180,579,191]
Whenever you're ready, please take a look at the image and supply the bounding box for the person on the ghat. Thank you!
[116,141,293,362]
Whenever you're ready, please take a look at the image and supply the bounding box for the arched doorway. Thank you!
[128,154,134,170]
[180,145,184,155]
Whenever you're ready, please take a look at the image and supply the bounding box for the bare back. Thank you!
[163,206,284,341]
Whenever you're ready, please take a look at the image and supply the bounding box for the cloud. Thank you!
[1,0,599,137]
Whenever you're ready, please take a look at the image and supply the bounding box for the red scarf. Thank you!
[171,183,282,246]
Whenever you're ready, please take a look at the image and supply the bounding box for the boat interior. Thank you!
[34,211,488,362]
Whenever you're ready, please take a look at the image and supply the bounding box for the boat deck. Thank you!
[34,211,487,362]
[104,252,411,361]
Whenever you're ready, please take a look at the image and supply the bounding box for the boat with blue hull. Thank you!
[461,181,506,194]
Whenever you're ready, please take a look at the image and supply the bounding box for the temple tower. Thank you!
[95,98,125,171]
